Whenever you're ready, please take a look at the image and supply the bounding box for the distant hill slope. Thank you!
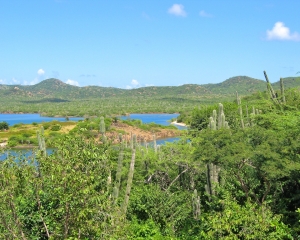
[0,76,299,100]
[272,77,300,90]
[202,76,266,95]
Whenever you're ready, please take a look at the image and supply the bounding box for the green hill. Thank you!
[202,76,266,95]
[1,75,300,101]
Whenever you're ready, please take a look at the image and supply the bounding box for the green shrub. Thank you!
[49,132,61,137]
[0,121,9,130]
[22,133,32,138]
[50,124,62,131]
[42,122,51,130]
[7,140,18,147]
[12,123,23,128]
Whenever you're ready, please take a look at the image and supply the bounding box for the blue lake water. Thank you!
[120,113,186,130]
[120,113,179,125]
[0,148,55,161]
[0,113,83,126]
[1,113,185,160]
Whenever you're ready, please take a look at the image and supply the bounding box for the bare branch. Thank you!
[167,168,189,191]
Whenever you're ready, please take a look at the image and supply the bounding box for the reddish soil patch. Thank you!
[106,122,180,144]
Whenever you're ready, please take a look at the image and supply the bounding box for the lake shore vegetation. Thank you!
[1,77,300,238]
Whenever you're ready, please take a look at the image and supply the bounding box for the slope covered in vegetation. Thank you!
[1,77,300,238]
[1,75,300,117]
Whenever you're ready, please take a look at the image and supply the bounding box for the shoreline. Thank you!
[171,121,187,127]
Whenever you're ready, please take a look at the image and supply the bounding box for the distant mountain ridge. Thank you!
[1,76,300,99]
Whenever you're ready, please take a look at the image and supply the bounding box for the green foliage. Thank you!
[0,136,127,239]
[0,121,9,130]
[50,124,61,131]
[2,82,300,238]
[127,218,165,239]
[200,193,293,239]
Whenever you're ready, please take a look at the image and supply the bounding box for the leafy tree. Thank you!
[0,121,9,130]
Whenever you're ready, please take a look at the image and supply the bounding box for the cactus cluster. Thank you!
[208,103,229,130]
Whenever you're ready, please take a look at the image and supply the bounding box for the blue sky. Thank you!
[0,0,299,88]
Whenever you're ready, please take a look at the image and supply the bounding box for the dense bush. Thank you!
[50,124,61,131]
[0,121,9,130]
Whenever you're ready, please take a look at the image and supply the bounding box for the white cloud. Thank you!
[0,79,5,84]
[37,69,45,75]
[199,10,213,18]
[66,79,79,86]
[12,78,20,84]
[131,79,139,87]
[30,78,39,85]
[145,83,154,87]
[266,22,300,41]
[168,4,186,17]
[125,85,132,89]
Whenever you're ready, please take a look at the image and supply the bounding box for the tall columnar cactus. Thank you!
[263,71,279,105]
[99,116,106,142]
[246,105,249,127]
[280,77,286,104]
[130,132,133,149]
[209,117,216,130]
[132,134,137,150]
[236,91,245,129]
[249,106,255,127]
[208,103,229,130]
[217,103,224,129]
[118,133,123,144]
[112,150,124,205]
[37,126,46,157]
[205,163,220,200]
[192,189,201,220]
[122,149,136,216]
[125,133,128,148]
[238,106,244,129]
[212,110,217,123]
[153,134,157,153]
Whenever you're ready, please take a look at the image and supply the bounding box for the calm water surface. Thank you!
[0,113,83,126]
[0,148,55,161]
[1,113,185,160]
[120,113,186,130]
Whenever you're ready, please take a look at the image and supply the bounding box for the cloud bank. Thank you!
[37,69,45,75]
[126,79,140,89]
[266,22,300,41]
[66,79,79,86]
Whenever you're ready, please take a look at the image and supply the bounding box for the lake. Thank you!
[0,148,55,161]
[120,113,187,130]
[0,113,83,126]
[1,113,185,160]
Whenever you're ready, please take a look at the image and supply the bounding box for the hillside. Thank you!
[202,76,266,95]
[272,76,300,90]
[1,75,293,100]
